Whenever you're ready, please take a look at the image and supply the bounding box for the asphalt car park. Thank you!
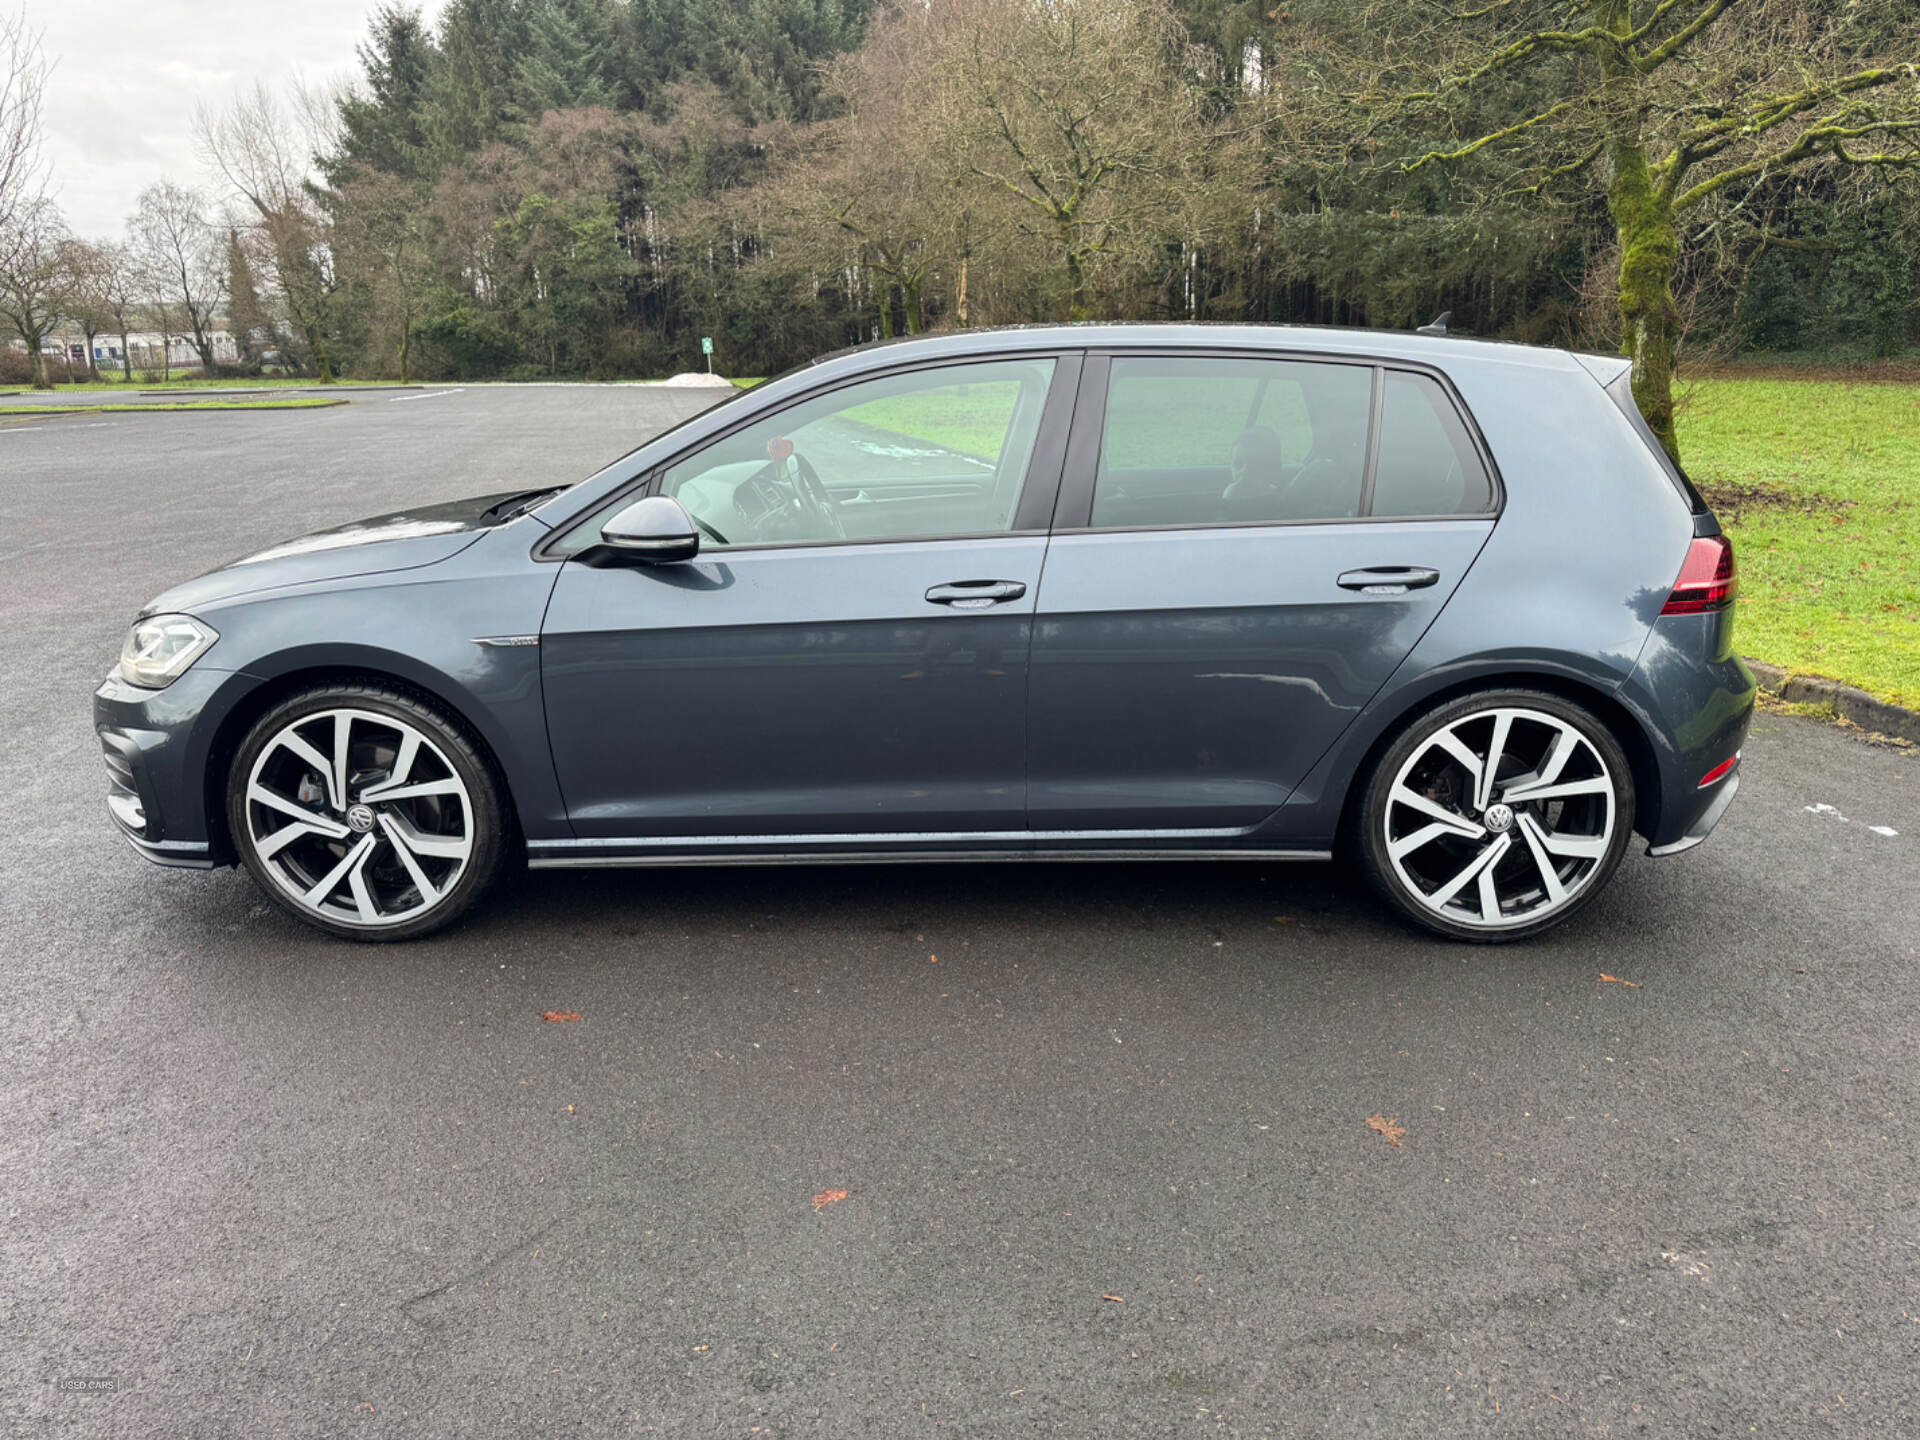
[5,387,1918,1436]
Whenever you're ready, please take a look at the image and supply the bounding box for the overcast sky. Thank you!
[33,0,447,238]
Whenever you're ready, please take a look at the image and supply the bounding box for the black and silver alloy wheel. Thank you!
[228,686,506,940]
[1359,690,1634,942]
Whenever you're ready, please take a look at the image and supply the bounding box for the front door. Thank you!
[540,354,1075,846]
[1026,353,1497,834]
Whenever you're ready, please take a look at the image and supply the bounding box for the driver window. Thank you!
[658,357,1057,548]
[1091,356,1372,528]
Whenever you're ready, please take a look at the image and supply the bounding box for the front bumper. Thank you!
[98,726,215,866]
[94,665,238,868]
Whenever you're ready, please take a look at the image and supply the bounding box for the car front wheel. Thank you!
[227,684,508,941]
[1358,689,1635,942]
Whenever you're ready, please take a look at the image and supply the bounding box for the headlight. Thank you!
[119,614,218,688]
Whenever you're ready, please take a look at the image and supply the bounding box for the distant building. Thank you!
[26,327,242,370]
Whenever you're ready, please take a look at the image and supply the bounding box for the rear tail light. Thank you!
[1698,752,1740,789]
[1662,535,1736,615]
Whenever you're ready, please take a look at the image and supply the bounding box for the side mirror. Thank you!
[596,495,700,565]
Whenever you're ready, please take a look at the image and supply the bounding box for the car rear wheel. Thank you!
[1357,689,1634,942]
[227,685,507,941]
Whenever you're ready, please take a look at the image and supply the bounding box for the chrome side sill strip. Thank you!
[530,848,1333,871]
[529,825,1250,852]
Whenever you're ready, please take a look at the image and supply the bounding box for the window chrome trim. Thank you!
[1043,514,1497,539]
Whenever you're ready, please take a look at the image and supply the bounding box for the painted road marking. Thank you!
[1805,802,1899,837]
[390,388,465,403]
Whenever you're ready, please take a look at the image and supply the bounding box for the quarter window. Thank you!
[1371,370,1493,517]
[656,357,1057,548]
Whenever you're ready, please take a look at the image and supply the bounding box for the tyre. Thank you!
[226,684,508,941]
[1356,688,1635,942]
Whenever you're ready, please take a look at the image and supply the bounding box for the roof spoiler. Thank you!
[1571,351,1633,386]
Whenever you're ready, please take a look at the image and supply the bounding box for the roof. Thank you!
[799,322,1604,381]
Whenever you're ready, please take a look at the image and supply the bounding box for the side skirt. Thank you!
[528,845,1334,870]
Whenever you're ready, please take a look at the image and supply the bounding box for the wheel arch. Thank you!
[200,660,523,866]
[1331,668,1663,850]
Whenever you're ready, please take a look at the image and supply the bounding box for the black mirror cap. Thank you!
[589,495,701,565]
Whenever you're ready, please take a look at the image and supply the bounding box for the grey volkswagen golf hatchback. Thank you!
[96,325,1753,943]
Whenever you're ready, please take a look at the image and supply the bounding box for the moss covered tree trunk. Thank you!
[1063,243,1089,322]
[1608,146,1682,461]
[1599,12,1683,462]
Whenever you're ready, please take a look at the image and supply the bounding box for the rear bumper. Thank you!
[1647,771,1739,857]
[1621,610,1755,853]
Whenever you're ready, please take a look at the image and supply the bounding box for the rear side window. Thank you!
[1371,371,1494,517]
[1087,356,1493,528]
[1093,357,1372,528]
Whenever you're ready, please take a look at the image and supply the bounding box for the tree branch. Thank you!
[1403,99,1576,173]
[1632,0,1735,72]
[1673,115,1920,212]
[1510,137,1605,195]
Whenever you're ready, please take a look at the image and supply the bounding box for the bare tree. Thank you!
[96,241,142,380]
[59,236,115,379]
[65,239,145,381]
[767,28,953,336]
[0,199,75,389]
[918,0,1211,321]
[131,181,225,371]
[197,83,340,382]
[0,4,50,246]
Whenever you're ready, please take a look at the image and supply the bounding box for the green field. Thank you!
[841,381,1022,459]
[1678,377,1920,709]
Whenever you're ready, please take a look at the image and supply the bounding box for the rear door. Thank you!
[1025,353,1498,834]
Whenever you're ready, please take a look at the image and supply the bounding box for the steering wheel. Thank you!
[788,450,846,541]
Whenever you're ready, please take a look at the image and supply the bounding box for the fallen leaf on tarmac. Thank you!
[812,1188,850,1211]
[930,954,938,963]
[1102,1294,1126,1303]
[541,1010,583,1022]
[1598,975,1641,988]
[1366,1114,1407,1147]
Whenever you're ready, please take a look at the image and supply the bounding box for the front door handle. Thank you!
[1337,566,1441,595]
[925,579,1027,609]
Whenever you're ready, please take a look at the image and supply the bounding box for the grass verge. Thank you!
[0,399,346,420]
[37,375,386,392]
[1678,376,1920,709]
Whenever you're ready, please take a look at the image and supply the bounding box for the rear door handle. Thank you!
[925,579,1027,609]
[1337,566,1441,595]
